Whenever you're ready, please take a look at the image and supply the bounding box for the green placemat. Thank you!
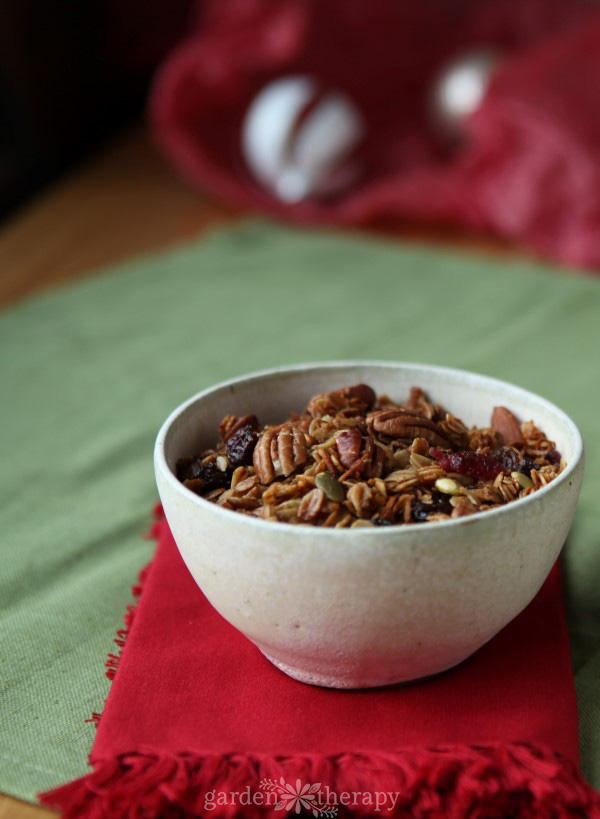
[1,221,598,802]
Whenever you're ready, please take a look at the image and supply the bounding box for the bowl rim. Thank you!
[154,360,584,537]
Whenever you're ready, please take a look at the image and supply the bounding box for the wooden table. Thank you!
[0,124,511,817]
[0,125,513,311]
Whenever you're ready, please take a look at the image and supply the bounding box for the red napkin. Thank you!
[150,0,600,270]
[41,508,600,818]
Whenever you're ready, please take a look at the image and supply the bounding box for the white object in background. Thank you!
[242,76,365,203]
[431,49,499,141]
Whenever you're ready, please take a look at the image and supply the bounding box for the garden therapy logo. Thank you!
[203,779,406,812]
[260,778,338,816]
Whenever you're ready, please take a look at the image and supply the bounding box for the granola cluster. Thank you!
[176,384,564,527]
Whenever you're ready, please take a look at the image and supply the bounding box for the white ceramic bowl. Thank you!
[154,362,583,689]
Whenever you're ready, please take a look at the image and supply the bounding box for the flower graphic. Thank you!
[260,777,337,817]
[278,778,319,813]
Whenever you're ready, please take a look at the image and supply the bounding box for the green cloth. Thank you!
[1,221,598,802]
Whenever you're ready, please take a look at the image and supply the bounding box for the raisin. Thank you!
[519,456,537,477]
[429,491,453,515]
[176,457,200,481]
[226,424,258,466]
[373,518,394,526]
[495,447,521,473]
[430,448,505,480]
[547,449,562,466]
[412,501,433,522]
[177,459,230,490]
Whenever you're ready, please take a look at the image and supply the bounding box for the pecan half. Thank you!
[338,434,385,480]
[253,424,308,484]
[491,406,524,445]
[367,410,452,448]
[407,387,434,419]
[253,427,276,484]
[439,415,470,449]
[307,383,376,416]
[406,387,446,421]
[336,428,363,469]
[363,436,386,479]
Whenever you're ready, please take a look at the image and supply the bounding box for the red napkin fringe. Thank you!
[40,743,600,818]
[85,506,162,727]
[104,566,149,683]
[39,503,600,818]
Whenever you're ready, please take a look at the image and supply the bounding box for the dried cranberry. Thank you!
[430,448,504,480]
[177,459,230,490]
[226,424,258,466]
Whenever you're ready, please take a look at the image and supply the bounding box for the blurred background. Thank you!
[2,0,600,280]
[0,0,193,219]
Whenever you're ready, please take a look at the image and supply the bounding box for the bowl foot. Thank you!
[258,648,453,689]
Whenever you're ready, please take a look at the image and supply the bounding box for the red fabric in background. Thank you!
[150,0,600,270]
[41,512,600,817]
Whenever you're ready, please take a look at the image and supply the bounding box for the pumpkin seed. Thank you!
[434,477,462,495]
[511,471,533,490]
[316,471,345,502]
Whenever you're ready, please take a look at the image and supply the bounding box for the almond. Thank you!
[491,406,523,445]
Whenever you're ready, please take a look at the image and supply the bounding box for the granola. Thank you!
[176,384,564,527]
